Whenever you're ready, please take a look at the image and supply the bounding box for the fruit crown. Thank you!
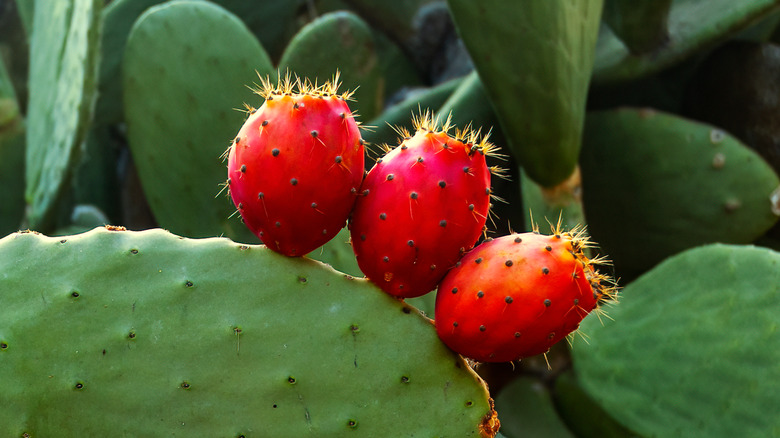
[251,70,356,102]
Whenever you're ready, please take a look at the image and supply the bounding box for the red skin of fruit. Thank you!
[227,93,363,256]
[435,232,603,362]
[349,130,491,298]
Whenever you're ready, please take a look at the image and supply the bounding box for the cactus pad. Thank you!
[0,227,495,436]
[572,243,780,437]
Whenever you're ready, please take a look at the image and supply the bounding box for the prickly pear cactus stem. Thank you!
[602,0,672,54]
[0,227,496,436]
[25,0,103,231]
[447,0,603,187]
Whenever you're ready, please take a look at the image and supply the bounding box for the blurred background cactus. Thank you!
[1,0,779,436]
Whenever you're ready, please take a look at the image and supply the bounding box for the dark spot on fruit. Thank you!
[239,245,249,250]
[360,234,366,241]
[430,264,436,270]
[273,404,278,408]
[505,296,513,304]
[130,249,138,255]
[322,229,327,235]
[272,148,280,156]
[347,419,357,428]
[128,330,136,339]
[60,239,67,244]
[453,321,458,327]
[402,307,411,314]
[335,155,342,163]
[262,120,268,126]
[479,325,486,332]
[477,291,484,298]
[505,260,513,267]
[290,178,298,186]
[275,221,281,228]
[258,192,264,199]
[0,342,7,350]
[238,203,244,209]
[386,174,394,181]
[410,192,418,200]
[547,332,555,340]
[298,276,307,284]
[401,145,408,150]
[311,202,317,208]
[542,267,550,275]
[310,130,318,137]
[234,136,240,143]
[350,324,360,333]
[514,332,521,338]
[452,287,458,294]
[544,299,551,307]
[383,256,389,263]
[350,187,357,194]
[340,112,346,119]
[407,240,414,247]
[181,381,191,389]
[438,180,446,188]
[362,189,369,196]
[468,204,475,211]
[545,245,552,252]
[417,157,424,163]
[475,257,482,264]
[440,220,447,227]
[401,376,410,383]
[442,142,449,149]
[240,164,246,173]
[574,298,580,305]
[185,280,193,288]
[555,234,561,239]
[75,382,84,390]
[227,177,232,185]
[288,376,296,384]
[293,103,300,109]
[485,188,490,195]
[71,291,80,298]
[379,213,386,220]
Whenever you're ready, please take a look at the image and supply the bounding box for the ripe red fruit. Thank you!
[225,74,364,256]
[349,112,503,298]
[434,226,616,362]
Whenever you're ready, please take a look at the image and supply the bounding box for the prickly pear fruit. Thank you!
[226,74,364,256]
[349,112,501,298]
[435,225,616,362]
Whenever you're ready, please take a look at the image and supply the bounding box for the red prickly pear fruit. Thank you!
[349,111,503,298]
[225,73,364,256]
[434,225,617,362]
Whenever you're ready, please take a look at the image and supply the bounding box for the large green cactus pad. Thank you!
[494,377,574,438]
[123,0,273,242]
[279,11,382,121]
[593,0,780,85]
[580,108,780,275]
[571,244,780,437]
[25,0,103,231]
[0,227,495,436]
[447,0,603,187]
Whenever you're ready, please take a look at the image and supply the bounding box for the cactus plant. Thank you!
[572,243,780,437]
[24,0,103,231]
[123,0,273,242]
[580,108,780,275]
[0,226,497,436]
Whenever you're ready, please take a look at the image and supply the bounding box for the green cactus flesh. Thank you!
[580,108,780,276]
[602,0,672,55]
[494,376,574,438]
[571,243,780,437]
[25,0,103,231]
[447,0,603,187]
[593,0,780,85]
[122,0,273,242]
[0,227,494,436]
[279,11,382,121]
[0,55,25,236]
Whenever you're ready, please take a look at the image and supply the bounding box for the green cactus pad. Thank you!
[571,244,780,437]
[580,108,780,275]
[494,376,575,438]
[602,0,672,55]
[0,55,25,236]
[279,11,382,121]
[123,0,273,242]
[593,0,780,85]
[0,227,494,436]
[447,0,603,187]
[25,0,103,231]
